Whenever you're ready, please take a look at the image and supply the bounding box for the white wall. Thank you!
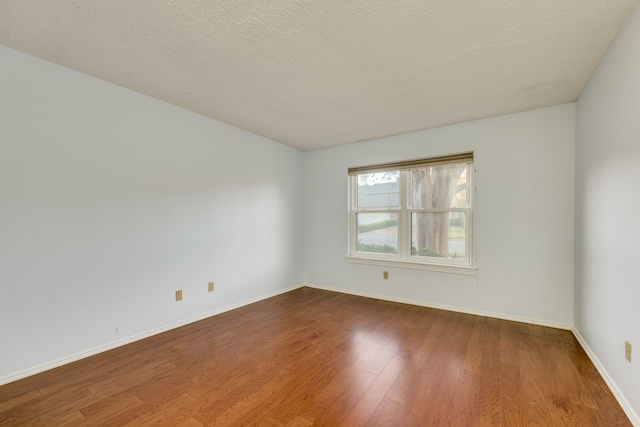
[303,104,575,326]
[575,3,640,421]
[0,46,304,381]
[3,16,637,417]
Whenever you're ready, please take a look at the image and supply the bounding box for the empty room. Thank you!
[1,1,639,426]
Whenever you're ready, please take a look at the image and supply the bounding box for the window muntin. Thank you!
[348,154,473,269]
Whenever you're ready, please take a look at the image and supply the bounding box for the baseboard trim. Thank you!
[0,284,305,387]
[6,283,636,427]
[304,283,572,330]
[571,328,640,427]
[306,284,640,423]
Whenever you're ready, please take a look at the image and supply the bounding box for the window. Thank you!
[347,152,475,274]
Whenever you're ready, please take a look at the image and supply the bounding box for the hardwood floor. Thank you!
[0,287,631,426]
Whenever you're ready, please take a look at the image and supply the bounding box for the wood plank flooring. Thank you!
[0,287,631,426]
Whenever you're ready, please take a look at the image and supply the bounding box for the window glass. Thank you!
[411,212,466,259]
[356,213,398,254]
[410,164,468,209]
[357,171,400,209]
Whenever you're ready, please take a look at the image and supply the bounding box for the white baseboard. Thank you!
[305,283,572,330]
[6,283,636,427]
[307,284,638,424]
[0,284,305,387]
[571,328,640,427]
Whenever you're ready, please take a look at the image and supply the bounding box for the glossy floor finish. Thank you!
[0,287,631,426]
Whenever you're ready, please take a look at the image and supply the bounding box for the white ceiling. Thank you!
[1,1,637,151]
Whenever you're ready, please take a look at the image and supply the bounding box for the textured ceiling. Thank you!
[0,1,637,151]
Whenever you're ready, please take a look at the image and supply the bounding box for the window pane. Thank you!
[356,213,398,254]
[410,164,469,209]
[411,212,465,259]
[357,171,400,209]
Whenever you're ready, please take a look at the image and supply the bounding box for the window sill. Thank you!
[345,255,477,275]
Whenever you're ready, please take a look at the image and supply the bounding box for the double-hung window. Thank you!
[347,152,474,274]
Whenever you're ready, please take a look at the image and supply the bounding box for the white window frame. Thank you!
[346,153,476,275]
